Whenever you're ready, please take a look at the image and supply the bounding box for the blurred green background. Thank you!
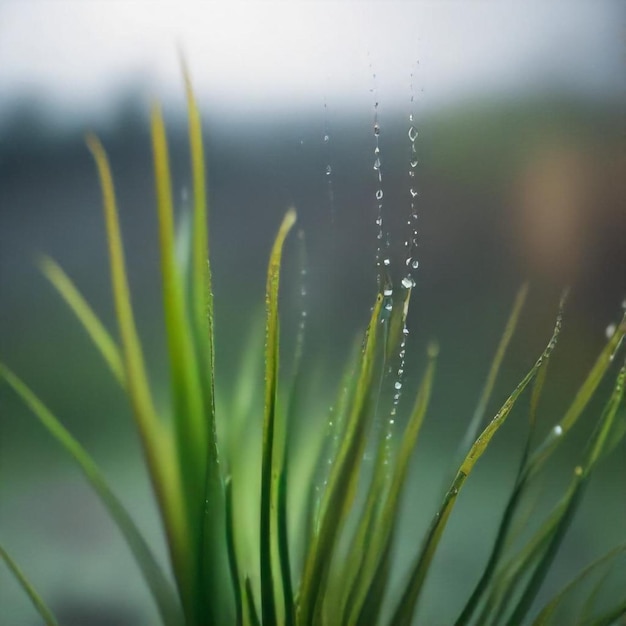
[1,2,624,625]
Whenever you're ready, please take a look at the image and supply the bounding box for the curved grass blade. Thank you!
[245,576,262,626]
[275,228,309,626]
[456,283,529,461]
[0,545,59,626]
[457,310,625,626]
[182,68,231,621]
[345,343,438,626]
[580,599,626,626]
[225,477,244,626]
[531,544,626,626]
[527,314,626,478]
[85,135,193,619]
[0,365,183,626]
[260,209,297,626]
[298,293,384,626]
[506,360,626,624]
[456,349,552,626]
[39,255,125,385]
[390,293,567,626]
[151,103,208,506]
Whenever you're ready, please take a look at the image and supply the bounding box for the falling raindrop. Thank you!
[606,323,616,339]
[553,425,563,437]
[383,287,393,297]
[326,165,332,176]
[376,189,384,200]
[402,275,415,289]
[411,259,419,269]
[373,157,381,170]
[408,126,418,141]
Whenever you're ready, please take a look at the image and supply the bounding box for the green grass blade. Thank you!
[151,103,208,504]
[85,135,193,618]
[527,314,626,477]
[182,69,230,621]
[344,342,438,626]
[390,293,567,626]
[355,533,393,626]
[0,545,59,626]
[260,209,297,626]
[531,544,626,626]
[298,293,384,626]
[39,255,125,385]
[0,365,182,626]
[245,577,262,626]
[225,477,244,626]
[457,283,529,460]
[456,353,552,626]
[506,360,626,624]
[581,600,626,626]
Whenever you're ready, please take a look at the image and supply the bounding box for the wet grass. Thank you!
[2,72,626,626]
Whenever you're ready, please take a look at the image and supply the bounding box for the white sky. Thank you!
[0,1,622,120]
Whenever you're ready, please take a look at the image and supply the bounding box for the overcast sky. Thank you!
[0,1,623,122]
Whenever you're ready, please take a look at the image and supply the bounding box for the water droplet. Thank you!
[375,217,383,226]
[377,232,383,240]
[374,146,380,155]
[409,113,414,122]
[383,257,390,266]
[398,368,404,376]
[410,159,418,168]
[402,327,410,336]
[574,465,583,476]
[373,157,381,170]
[374,123,380,136]
[411,259,419,269]
[553,425,563,436]
[326,165,332,176]
[383,287,393,296]
[376,189,383,200]
[410,188,418,198]
[394,381,402,390]
[385,301,393,312]
[408,126,418,141]
[323,134,330,143]
[402,276,415,289]
[606,323,616,339]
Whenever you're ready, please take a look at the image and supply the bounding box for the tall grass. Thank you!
[2,71,625,626]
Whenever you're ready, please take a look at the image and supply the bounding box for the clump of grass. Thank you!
[2,70,625,626]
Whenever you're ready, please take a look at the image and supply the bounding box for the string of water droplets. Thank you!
[370,65,391,296]
[402,61,421,291]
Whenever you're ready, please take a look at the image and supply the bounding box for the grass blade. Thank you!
[298,293,384,626]
[527,314,626,477]
[531,544,626,626]
[151,103,208,508]
[245,576,262,626]
[0,545,59,626]
[456,283,529,460]
[39,255,124,385]
[345,343,438,626]
[390,293,567,626]
[260,209,297,626]
[225,477,244,626]
[506,360,626,624]
[182,66,230,622]
[85,135,193,619]
[0,365,182,626]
